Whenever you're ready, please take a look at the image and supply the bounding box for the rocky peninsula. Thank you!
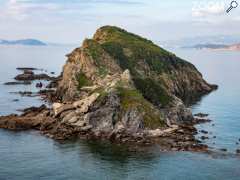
[0,26,218,152]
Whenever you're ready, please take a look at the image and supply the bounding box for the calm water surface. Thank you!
[0,46,240,180]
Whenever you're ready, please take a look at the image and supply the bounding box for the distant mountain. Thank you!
[183,44,228,50]
[162,35,240,48]
[0,39,47,46]
[183,43,240,51]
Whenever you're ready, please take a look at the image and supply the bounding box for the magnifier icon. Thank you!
[226,1,238,13]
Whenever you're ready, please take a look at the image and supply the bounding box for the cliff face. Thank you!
[55,26,217,135]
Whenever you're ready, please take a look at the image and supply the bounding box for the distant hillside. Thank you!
[183,44,228,50]
[0,39,47,46]
[183,43,240,51]
[162,35,240,48]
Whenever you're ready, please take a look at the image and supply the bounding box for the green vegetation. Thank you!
[98,26,177,73]
[133,77,172,107]
[117,87,165,129]
[99,27,175,107]
[76,72,92,90]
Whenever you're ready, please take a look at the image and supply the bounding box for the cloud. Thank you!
[0,0,143,21]
[192,2,226,18]
[0,0,61,20]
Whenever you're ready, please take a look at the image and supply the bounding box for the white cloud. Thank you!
[192,2,226,18]
[0,0,143,21]
[0,0,61,20]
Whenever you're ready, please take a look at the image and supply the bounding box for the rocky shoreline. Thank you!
[0,104,211,152]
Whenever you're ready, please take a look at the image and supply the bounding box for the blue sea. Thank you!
[0,45,240,180]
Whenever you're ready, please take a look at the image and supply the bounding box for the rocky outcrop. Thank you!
[0,26,217,151]
[56,26,217,127]
[15,70,54,81]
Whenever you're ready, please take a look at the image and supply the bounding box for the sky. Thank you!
[0,0,239,44]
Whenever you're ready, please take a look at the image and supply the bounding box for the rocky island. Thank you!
[0,26,218,151]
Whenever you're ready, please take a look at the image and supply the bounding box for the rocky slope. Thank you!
[0,26,217,150]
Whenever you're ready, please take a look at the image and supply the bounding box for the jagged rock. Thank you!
[73,93,100,113]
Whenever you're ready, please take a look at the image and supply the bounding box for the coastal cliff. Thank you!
[0,26,217,151]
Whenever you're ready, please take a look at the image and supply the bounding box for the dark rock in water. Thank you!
[11,91,37,97]
[200,136,209,140]
[236,149,240,154]
[15,68,55,81]
[15,73,54,81]
[36,82,43,88]
[18,91,33,96]
[21,105,47,115]
[51,72,55,75]
[219,148,227,152]
[17,67,38,71]
[200,130,208,134]
[12,99,19,102]
[213,136,216,139]
[194,113,209,117]
[4,81,31,85]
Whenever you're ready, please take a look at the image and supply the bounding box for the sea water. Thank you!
[0,46,239,180]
